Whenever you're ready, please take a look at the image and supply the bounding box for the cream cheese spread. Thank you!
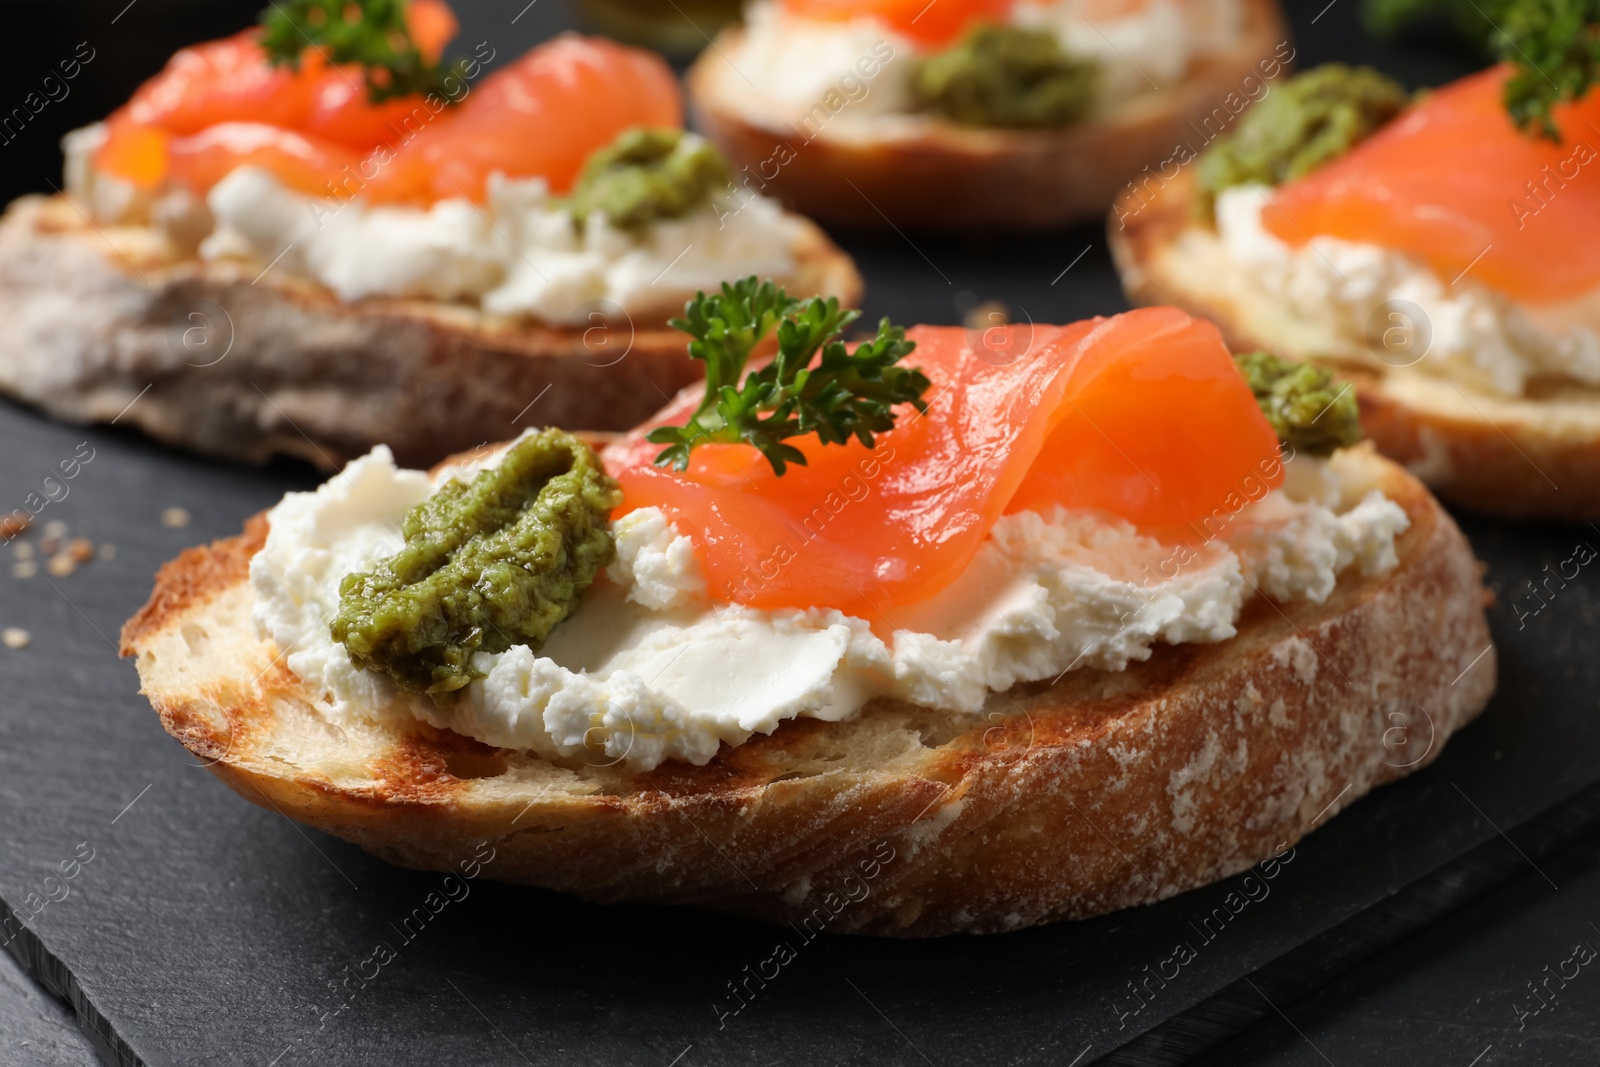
[721,0,1245,134]
[61,124,806,326]
[251,439,1409,771]
[1215,184,1600,396]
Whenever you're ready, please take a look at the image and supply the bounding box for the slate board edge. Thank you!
[4,899,138,1067]
[1098,774,1600,1065]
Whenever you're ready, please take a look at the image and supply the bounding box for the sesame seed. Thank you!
[12,543,33,560]
[2,628,30,649]
[98,543,117,561]
[11,561,36,579]
[66,539,94,563]
[161,507,191,529]
[41,520,67,540]
[46,554,76,577]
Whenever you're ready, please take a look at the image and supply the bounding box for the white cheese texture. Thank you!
[251,440,1409,772]
[1215,184,1600,396]
[61,125,804,326]
[722,0,1244,134]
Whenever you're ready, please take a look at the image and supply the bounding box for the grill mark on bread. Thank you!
[121,513,265,654]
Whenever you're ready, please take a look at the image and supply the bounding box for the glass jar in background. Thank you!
[571,0,745,59]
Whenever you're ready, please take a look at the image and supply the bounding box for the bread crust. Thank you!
[1110,168,1600,521]
[121,447,1494,936]
[0,194,860,471]
[687,0,1292,232]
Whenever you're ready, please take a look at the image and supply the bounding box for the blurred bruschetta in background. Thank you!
[1114,62,1600,520]
[0,1,858,469]
[690,0,1294,231]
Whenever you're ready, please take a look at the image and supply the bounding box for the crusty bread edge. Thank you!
[1109,168,1600,521]
[0,195,860,471]
[687,0,1293,231]
[121,447,1495,936]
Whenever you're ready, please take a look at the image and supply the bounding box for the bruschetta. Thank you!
[689,0,1294,231]
[1113,62,1600,520]
[0,2,859,469]
[123,284,1494,935]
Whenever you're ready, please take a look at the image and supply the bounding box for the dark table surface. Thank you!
[1204,821,1600,1067]
[4,2,1600,1066]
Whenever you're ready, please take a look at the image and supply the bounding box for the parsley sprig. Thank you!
[1496,0,1600,139]
[1365,0,1600,140]
[649,279,930,477]
[260,0,461,103]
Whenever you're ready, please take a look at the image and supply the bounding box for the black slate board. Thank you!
[0,936,97,1066]
[1108,764,1600,1065]
[1,2,1594,1065]
[1196,805,1600,1066]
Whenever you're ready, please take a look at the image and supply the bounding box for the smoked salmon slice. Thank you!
[607,307,1283,617]
[96,0,458,175]
[164,123,366,201]
[1265,66,1600,305]
[362,35,683,204]
[92,4,680,205]
[780,0,1167,46]
[781,0,1018,46]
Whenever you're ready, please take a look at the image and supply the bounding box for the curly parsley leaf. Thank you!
[649,278,931,477]
[1494,0,1600,139]
[259,0,462,104]
[1364,0,1600,139]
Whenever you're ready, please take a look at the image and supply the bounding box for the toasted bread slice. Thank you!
[121,445,1493,936]
[0,194,860,470]
[687,0,1291,232]
[1110,169,1600,521]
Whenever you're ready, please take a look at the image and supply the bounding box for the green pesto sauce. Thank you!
[567,127,732,230]
[915,23,1097,129]
[1235,350,1362,457]
[1197,64,1410,206]
[331,430,622,696]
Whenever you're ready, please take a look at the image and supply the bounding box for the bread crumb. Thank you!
[2,627,30,649]
[0,514,29,539]
[99,543,117,561]
[11,561,36,579]
[66,539,94,563]
[46,554,77,577]
[12,543,33,560]
[162,507,191,528]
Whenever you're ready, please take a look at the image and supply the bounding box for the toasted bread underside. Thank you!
[1110,169,1600,521]
[121,447,1494,936]
[0,195,860,470]
[687,0,1291,232]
